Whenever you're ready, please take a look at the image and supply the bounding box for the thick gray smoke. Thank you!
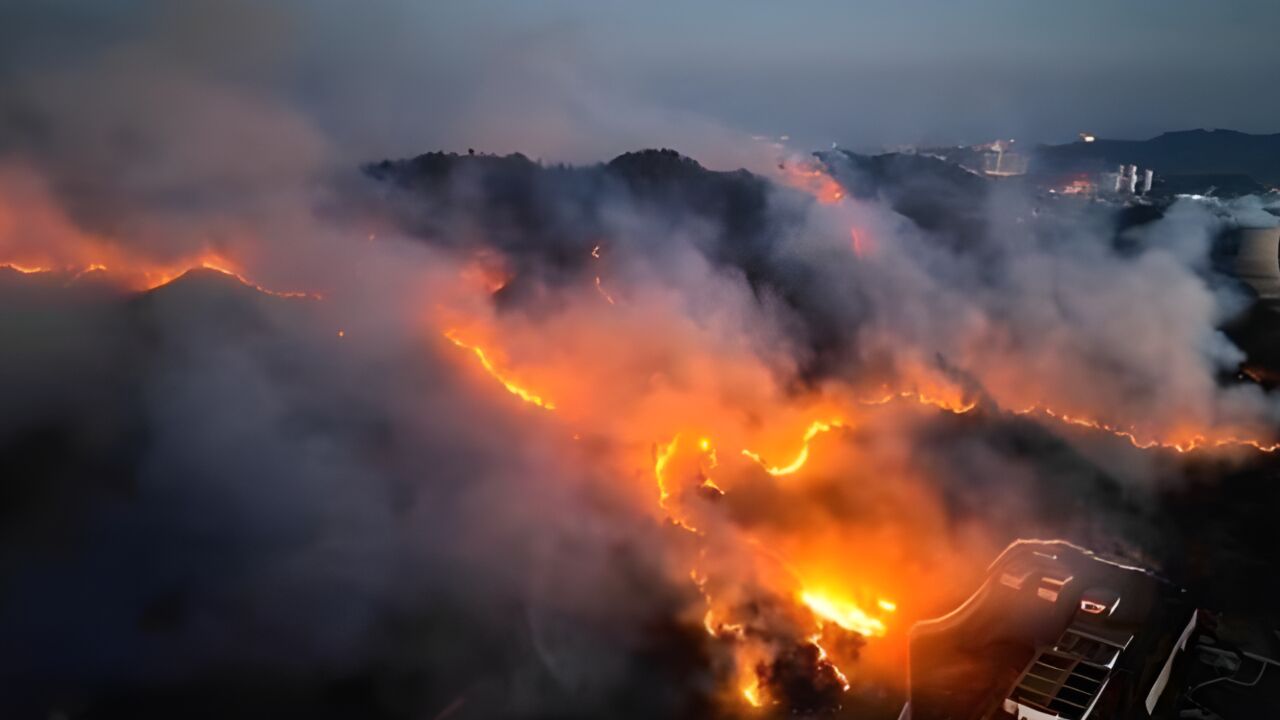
[2,3,1279,720]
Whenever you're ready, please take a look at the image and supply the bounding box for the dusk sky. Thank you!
[2,0,1278,164]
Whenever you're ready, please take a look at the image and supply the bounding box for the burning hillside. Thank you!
[4,126,1280,719]
[4,1,1280,717]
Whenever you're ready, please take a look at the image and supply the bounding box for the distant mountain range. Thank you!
[1033,129,1280,187]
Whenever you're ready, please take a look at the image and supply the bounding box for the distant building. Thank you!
[1101,165,1155,196]
[981,140,1029,176]
[900,540,1196,720]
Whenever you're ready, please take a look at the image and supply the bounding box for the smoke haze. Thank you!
[2,2,1279,718]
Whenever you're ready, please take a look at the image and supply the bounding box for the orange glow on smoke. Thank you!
[777,159,845,204]
[0,164,316,300]
[850,227,876,258]
[459,250,512,294]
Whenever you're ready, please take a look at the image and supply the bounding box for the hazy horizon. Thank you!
[3,0,1279,167]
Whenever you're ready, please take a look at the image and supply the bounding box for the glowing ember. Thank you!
[594,275,616,305]
[777,159,845,204]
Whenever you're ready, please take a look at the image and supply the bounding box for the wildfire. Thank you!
[811,635,851,690]
[1,262,51,274]
[860,387,977,416]
[653,435,681,505]
[777,159,845,204]
[594,276,616,305]
[188,260,319,299]
[856,386,1280,454]
[741,420,845,476]
[1019,405,1280,454]
[652,434,717,534]
[800,591,890,638]
[442,331,557,410]
[742,679,763,708]
[0,255,318,299]
[426,262,1280,716]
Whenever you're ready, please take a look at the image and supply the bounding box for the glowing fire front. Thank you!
[443,331,557,410]
[742,420,845,477]
[776,158,846,204]
[440,331,904,708]
[801,591,892,638]
[1,254,318,299]
[435,314,1280,709]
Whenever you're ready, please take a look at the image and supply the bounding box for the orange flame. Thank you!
[1,254,318,299]
[427,266,1280,713]
[800,591,889,638]
[741,678,763,708]
[741,420,845,476]
[652,434,715,534]
[1019,405,1280,453]
[1,262,52,274]
[777,160,845,204]
[189,259,320,299]
[442,331,557,410]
